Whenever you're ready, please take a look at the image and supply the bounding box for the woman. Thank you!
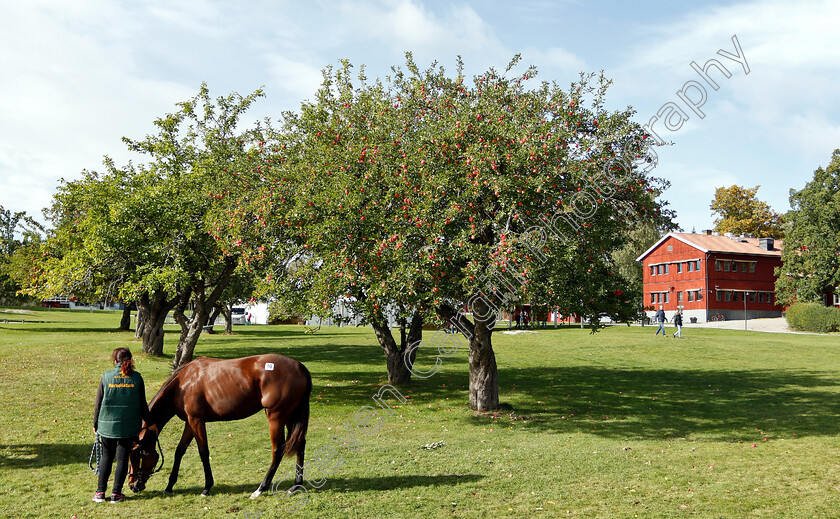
[92,348,155,503]
[673,309,683,339]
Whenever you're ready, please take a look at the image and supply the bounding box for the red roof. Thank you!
[636,232,783,261]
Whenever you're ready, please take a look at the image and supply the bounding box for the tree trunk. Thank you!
[172,290,205,368]
[221,304,233,334]
[205,304,222,332]
[135,291,177,356]
[119,304,132,331]
[444,298,500,411]
[172,258,236,369]
[135,304,147,339]
[468,315,499,411]
[370,310,422,385]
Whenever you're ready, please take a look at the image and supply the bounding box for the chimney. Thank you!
[759,237,774,251]
[703,229,712,235]
[712,231,719,236]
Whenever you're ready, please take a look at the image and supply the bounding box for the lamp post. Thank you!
[714,285,719,323]
[744,291,748,332]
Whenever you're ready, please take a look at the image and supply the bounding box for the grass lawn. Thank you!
[1,308,840,518]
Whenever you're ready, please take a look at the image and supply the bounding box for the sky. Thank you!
[2,0,839,234]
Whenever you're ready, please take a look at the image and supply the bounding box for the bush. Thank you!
[267,300,303,325]
[785,302,840,333]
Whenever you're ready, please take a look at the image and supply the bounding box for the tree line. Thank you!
[5,54,834,410]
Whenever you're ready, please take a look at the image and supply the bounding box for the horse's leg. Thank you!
[294,429,307,487]
[188,417,214,497]
[165,422,194,493]
[250,410,286,499]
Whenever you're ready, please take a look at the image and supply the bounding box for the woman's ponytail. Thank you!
[111,347,134,376]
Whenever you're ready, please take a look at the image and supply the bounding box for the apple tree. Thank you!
[29,85,271,366]
[240,54,667,410]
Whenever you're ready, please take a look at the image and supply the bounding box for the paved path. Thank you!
[688,316,820,335]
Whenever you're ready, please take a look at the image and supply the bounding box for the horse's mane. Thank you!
[150,361,192,407]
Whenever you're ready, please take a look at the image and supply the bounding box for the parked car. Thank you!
[231,307,247,325]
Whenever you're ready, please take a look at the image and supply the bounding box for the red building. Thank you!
[636,231,784,323]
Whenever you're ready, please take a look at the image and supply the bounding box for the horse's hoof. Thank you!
[250,489,262,499]
[200,490,210,497]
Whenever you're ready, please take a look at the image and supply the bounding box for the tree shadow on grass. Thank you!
[477,366,840,441]
[319,474,484,492]
[148,475,483,499]
[0,326,127,334]
[196,342,386,368]
[140,483,261,497]
[0,443,91,469]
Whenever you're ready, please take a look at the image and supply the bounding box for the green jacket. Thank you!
[95,366,147,439]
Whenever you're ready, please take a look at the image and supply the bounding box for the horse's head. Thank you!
[128,425,159,493]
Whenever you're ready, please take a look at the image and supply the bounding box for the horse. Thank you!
[127,353,311,498]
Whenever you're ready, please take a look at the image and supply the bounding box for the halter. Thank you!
[128,430,165,483]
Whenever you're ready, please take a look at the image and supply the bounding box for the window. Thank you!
[724,261,730,272]
[740,262,747,273]
[716,260,722,271]
[664,264,669,275]
[716,291,721,301]
[758,293,764,303]
[695,290,701,300]
[651,266,656,276]
[688,291,694,302]
[688,262,694,272]
[678,291,683,302]
[725,292,731,302]
[667,245,673,251]
[734,292,740,302]
[657,265,663,275]
[650,293,655,304]
[696,260,701,271]
[677,263,683,273]
[731,261,737,271]
[835,294,840,306]
[750,292,756,303]
[664,292,670,303]
[749,263,755,273]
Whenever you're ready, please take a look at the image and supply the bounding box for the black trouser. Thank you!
[97,436,135,494]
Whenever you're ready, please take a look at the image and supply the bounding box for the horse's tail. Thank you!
[284,363,311,457]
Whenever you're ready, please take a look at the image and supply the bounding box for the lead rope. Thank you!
[88,433,102,474]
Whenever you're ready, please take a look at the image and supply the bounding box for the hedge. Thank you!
[785,302,840,333]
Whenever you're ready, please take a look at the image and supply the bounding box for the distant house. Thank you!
[636,231,784,323]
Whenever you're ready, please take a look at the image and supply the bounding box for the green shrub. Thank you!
[784,303,806,329]
[785,302,840,333]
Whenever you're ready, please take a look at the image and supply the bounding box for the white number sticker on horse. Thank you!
[265,363,275,371]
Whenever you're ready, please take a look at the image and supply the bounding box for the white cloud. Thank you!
[0,2,197,216]
[262,54,326,104]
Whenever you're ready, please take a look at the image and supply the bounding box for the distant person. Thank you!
[673,309,683,338]
[654,305,667,337]
[92,348,155,504]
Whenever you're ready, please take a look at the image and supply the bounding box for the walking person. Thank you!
[92,348,155,504]
[654,305,667,337]
[673,309,683,339]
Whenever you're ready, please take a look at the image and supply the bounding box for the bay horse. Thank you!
[127,354,311,498]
